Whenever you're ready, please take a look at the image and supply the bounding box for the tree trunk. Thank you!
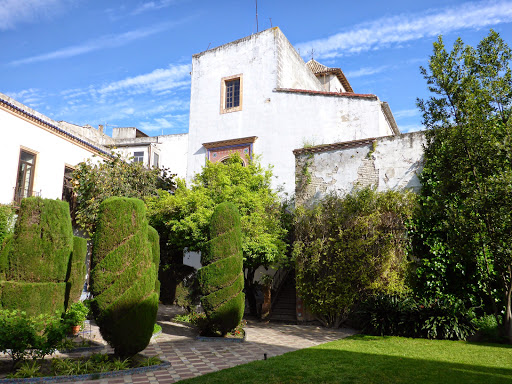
[245,268,258,317]
[505,266,512,342]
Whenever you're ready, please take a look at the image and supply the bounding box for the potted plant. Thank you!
[63,302,89,335]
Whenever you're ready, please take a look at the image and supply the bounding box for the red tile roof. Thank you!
[306,59,354,93]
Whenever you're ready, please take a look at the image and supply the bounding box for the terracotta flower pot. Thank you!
[70,325,81,335]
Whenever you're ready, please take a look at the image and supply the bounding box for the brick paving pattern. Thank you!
[4,306,356,384]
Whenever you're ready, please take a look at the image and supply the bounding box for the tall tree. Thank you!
[414,30,512,339]
[146,154,287,316]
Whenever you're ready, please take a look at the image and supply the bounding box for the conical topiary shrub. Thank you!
[197,202,244,335]
[0,197,86,315]
[90,197,159,357]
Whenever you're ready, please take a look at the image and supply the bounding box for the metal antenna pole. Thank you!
[256,0,258,32]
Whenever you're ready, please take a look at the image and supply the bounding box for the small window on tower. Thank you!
[221,74,243,113]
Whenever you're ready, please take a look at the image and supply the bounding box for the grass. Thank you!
[181,335,512,384]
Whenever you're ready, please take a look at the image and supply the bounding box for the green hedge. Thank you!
[198,202,244,335]
[0,197,86,315]
[91,197,159,357]
[0,235,13,281]
[67,236,87,304]
[9,198,73,282]
[0,281,67,316]
[148,226,160,293]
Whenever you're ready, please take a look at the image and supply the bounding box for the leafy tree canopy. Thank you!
[72,152,175,236]
[413,30,512,339]
[146,154,287,315]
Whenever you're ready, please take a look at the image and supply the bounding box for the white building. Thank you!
[2,27,405,206]
[187,27,399,195]
[0,92,110,205]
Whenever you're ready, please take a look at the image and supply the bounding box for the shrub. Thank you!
[0,204,15,246]
[90,197,159,357]
[0,198,86,315]
[0,309,66,366]
[174,270,201,312]
[293,189,415,327]
[472,315,506,343]
[197,202,244,335]
[358,294,476,340]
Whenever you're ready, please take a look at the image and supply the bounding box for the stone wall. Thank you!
[294,131,426,206]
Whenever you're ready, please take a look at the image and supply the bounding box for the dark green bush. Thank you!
[358,294,476,340]
[90,197,159,357]
[0,198,86,316]
[197,202,244,335]
[472,315,506,343]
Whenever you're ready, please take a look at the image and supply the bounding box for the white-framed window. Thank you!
[14,148,37,204]
[133,151,144,163]
[220,74,243,114]
[153,153,160,168]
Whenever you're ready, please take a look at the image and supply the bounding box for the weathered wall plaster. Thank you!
[294,131,426,205]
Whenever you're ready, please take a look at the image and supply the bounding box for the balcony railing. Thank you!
[13,188,41,205]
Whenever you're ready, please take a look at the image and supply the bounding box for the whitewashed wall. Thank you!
[187,27,396,195]
[158,133,188,180]
[1,104,104,205]
[295,131,426,205]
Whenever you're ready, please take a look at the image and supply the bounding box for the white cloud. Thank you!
[140,114,189,132]
[345,65,390,79]
[10,20,186,65]
[399,124,424,133]
[394,109,420,119]
[0,0,70,30]
[131,0,181,15]
[296,1,512,59]
[98,64,191,95]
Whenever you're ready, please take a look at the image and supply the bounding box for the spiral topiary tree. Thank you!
[90,197,159,357]
[0,197,86,315]
[197,202,244,335]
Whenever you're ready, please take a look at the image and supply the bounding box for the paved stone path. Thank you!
[8,306,356,384]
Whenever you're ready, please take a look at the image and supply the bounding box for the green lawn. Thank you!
[182,335,512,384]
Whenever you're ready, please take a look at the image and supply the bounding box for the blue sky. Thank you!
[2,0,512,136]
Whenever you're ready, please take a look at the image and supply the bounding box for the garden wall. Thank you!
[293,131,426,206]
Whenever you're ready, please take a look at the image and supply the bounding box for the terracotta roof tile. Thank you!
[306,59,354,93]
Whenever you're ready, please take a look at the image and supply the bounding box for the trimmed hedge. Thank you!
[9,198,73,282]
[148,226,161,294]
[0,235,12,281]
[0,281,67,315]
[90,197,159,357]
[0,197,86,316]
[67,236,88,304]
[197,202,244,335]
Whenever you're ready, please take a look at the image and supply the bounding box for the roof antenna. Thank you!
[255,0,259,32]
[269,17,272,28]
[206,42,211,51]
[309,49,315,61]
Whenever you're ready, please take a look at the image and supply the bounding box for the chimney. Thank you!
[98,124,104,134]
